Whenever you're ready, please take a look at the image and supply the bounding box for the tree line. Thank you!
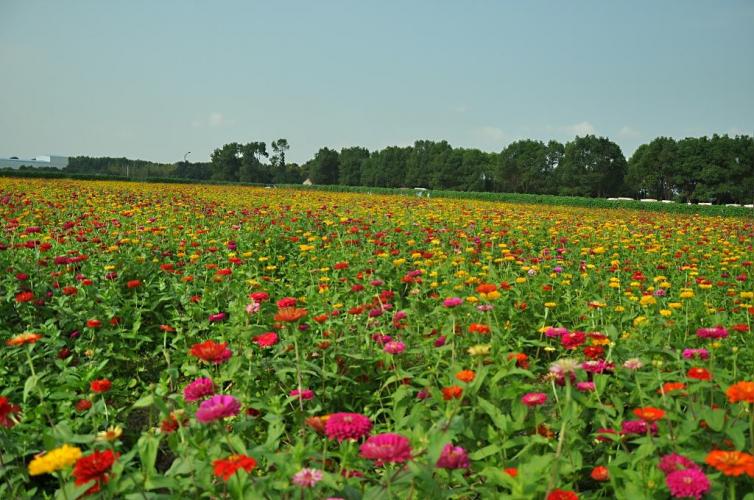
[64,134,754,204]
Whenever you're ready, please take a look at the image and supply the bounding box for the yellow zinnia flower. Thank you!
[28,444,82,476]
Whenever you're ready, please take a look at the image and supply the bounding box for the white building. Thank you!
[0,155,68,169]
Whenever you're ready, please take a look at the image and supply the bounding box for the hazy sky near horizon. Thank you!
[1,1,753,164]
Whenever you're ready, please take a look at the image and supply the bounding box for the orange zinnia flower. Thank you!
[274,307,308,323]
[455,370,475,383]
[6,332,43,346]
[468,323,491,334]
[705,450,754,477]
[633,407,665,422]
[726,381,754,404]
[475,283,497,294]
[442,385,463,400]
[212,454,257,481]
[658,382,686,395]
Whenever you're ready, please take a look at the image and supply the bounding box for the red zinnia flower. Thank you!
[86,319,102,328]
[90,379,112,393]
[213,454,257,481]
[591,465,609,481]
[126,280,141,289]
[253,332,279,348]
[547,489,579,500]
[687,367,712,381]
[72,449,118,495]
[75,399,93,412]
[0,396,21,428]
[189,340,232,364]
[15,291,34,303]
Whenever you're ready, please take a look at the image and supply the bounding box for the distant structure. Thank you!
[0,155,68,169]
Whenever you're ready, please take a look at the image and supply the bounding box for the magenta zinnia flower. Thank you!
[324,413,372,442]
[521,392,548,407]
[658,453,700,475]
[183,377,215,402]
[665,468,710,499]
[576,381,596,392]
[435,443,470,469]
[620,419,658,436]
[359,433,412,466]
[682,348,709,360]
[195,395,240,423]
[208,312,226,323]
[696,326,728,339]
[442,297,463,308]
[290,389,314,400]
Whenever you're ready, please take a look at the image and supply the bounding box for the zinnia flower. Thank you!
[253,332,278,348]
[195,395,241,423]
[696,326,728,339]
[665,467,709,499]
[633,407,665,422]
[658,453,699,475]
[213,454,257,481]
[360,433,412,465]
[290,388,314,400]
[621,420,658,436]
[292,468,323,488]
[90,379,112,394]
[455,370,475,383]
[726,381,754,404]
[72,449,118,495]
[208,312,226,322]
[435,443,470,469]
[324,413,372,441]
[521,392,548,407]
[686,367,712,381]
[591,465,609,481]
[274,307,308,322]
[623,358,644,370]
[183,377,215,402]
[383,341,406,354]
[546,489,579,500]
[5,332,43,346]
[682,348,709,360]
[0,396,21,428]
[704,450,754,477]
[189,340,232,364]
[442,385,463,400]
[28,444,83,475]
[442,297,463,308]
[96,426,123,442]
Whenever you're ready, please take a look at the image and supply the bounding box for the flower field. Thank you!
[1,178,753,499]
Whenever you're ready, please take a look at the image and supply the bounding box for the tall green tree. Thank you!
[239,142,269,183]
[626,137,677,199]
[309,147,340,184]
[271,139,290,168]
[338,147,370,185]
[557,135,627,197]
[210,142,243,181]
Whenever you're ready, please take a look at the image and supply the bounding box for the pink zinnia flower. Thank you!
[545,327,568,338]
[196,395,240,423]
[290,389,314,400]
[443,297,463,308]
[245,300,261,315]
[665,468,710,499]
[658,453,700,475]
[682,348,709,360]
[521,392,548,407]
[576,381,596,392]
[383,341,406,354]
[582,360,614,374]
[696,326,728,339]
[292,468,323,488]
[476,304,493,312]
[324,413,372,441]
[183,377,215,402]
[359,433,412,466]
[435,443,470,469]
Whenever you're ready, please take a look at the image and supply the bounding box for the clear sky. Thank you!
[1,0,753,164]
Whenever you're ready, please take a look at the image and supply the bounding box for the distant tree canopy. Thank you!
[64,134,754,203]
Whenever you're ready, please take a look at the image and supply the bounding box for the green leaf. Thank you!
[131,394,154,409]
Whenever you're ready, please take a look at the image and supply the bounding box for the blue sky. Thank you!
[1,0,752,164]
